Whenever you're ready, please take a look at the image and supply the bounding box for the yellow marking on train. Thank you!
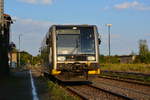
[52,69,61,75]
[88,69,100,74]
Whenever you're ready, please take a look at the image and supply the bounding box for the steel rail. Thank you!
[93,80,150,97]
[67,84,134,100]
[102,70,150,77]
[67,86,89,100]
[98,76,150,86]
[88,84,134,100]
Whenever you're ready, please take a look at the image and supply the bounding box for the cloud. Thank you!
[114,1,139,9]
[145,33,150,36]
[103,6,110,10]
[114,1,150,11]
[42,0,53,4]
[11,17,54,56]
[13,17,54,28]
[18,0,53,5]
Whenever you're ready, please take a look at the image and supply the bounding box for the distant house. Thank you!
[9,51,18,68]
[119,55,136,64]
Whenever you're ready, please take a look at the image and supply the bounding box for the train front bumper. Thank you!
[56,63,100,74]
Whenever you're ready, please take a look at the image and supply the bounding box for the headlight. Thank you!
[87,56,95,61]
[57,56,66,61]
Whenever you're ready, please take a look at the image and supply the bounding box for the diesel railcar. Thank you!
[41,25,101,81]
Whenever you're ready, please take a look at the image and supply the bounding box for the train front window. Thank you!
[56,27,95,55]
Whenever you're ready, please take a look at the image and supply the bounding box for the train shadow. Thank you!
[44,72,92,86]
[61,81,92,86]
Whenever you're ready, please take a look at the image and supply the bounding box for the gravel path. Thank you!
[71,85,127,100]
[93,78,150,100]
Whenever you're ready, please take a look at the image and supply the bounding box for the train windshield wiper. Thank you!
[70,39,79,54]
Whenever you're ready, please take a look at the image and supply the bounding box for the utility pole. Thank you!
[106,24,112,63]
[0,0,4,35]
[18,34,22,67]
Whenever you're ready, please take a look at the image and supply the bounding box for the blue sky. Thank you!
[5,0,150,56]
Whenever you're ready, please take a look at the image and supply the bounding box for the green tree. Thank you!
[139,40,150,63]
[110,55,120,64]
[31,54,41,65]
[20,51,32,66]
[99,55,120,64]
[99,55,106,64]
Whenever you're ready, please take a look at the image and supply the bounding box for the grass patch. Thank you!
[34,75,78,100]
[47,81,78,100]
[101,64,150,74]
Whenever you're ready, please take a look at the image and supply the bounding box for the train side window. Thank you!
[98,34,101,45]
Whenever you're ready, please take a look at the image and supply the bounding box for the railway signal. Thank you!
[18,34,22,67]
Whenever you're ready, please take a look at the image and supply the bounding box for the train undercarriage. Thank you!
[51,63,100,81]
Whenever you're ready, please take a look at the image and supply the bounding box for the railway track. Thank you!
[93,77,150,100]
[32,68,150,100]
[102,70,150,77]
[66,84,133,100]
[98,75,150,86]
[40,71,134,100]
[101,70,150,84]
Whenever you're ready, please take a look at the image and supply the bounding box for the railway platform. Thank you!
[0,70,34,100]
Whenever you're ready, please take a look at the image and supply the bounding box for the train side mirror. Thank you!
[98,38,101,45]
[46,38,49,45]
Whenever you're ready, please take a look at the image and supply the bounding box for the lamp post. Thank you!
[18,34,22,67]
[106,24,112,63]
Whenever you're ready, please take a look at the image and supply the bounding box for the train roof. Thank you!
[51,24,97,28]
[49,25,97,31]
